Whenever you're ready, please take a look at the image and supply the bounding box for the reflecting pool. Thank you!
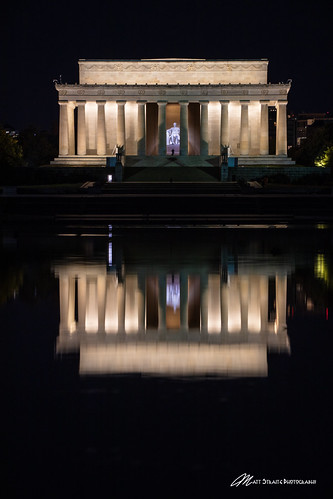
[2,225,332,496]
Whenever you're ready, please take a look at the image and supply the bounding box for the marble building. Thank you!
[52,58,294,166]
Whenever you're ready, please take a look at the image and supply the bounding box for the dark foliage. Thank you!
[18,127,58,166]
[290,122,333,167]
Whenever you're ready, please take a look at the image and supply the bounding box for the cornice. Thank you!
[56,83,290,99]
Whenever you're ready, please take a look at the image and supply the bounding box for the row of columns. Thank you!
[59,99,288,157]
[58,271,287,336]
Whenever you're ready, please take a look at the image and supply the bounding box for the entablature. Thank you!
[56,83,291,104]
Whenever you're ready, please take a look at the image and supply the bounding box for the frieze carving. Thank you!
[201,89,208,95]
[242,90,249,95]
[180,89,188,95]
[83,62,267,73]
[117,89,125,95]
[59,90,67,95]
[279,89,288,94]
[77,89,85,95]
[261,89,269,95]
[159,89,166,95]
[221,89,228,95]
[138,89,145,95]
[97,89,105,95]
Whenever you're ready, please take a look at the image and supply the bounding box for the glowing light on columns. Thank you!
[208,102,220,155]
[247,276,261,333]
[124,275,139,332]
[207,274,221,333]
[85,102,97,153]
[105,274,118,333]
[228,276,241,333]
[276,274,287,333]
[85,277,98,333]
[59,273,76,333]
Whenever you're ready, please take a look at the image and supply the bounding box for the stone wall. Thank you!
[229,166,331,181]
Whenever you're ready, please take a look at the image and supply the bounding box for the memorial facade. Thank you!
[52,58,294,166]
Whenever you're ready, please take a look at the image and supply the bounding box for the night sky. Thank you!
[2,0,333,132]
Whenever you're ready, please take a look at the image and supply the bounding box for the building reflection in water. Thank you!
[54,234,291,377]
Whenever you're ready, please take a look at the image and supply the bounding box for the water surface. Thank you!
[2,225,331,496]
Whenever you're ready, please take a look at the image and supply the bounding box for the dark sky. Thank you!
[2,0,333,131]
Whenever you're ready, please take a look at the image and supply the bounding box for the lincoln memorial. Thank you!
[52,58,294,167]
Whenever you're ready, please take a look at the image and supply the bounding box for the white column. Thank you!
[207,274,221,333]
[276,274,287,332]
[124,275,139,333]
[59,274,76,333]
[97,274,106,333]
[220,100,229,147]
[85,277,98,333]
[77,274,87,333]
[260,101,269,155]
[228,276,241,333]
[117,101,126,147]
[137,101,146,156]
[59,102,69,155]
[67,102,76,155]
[276,101,288,156]
[260,276,268,333]
[240,101,249,155]
[105,274,118,333]
[97,101,107,155]
[221,283,228,333]
[137,274,145,331]
[200,101,209,155]
[180,101,189,156]
[157,101,167,156]
[248,276,261,334]
[240,277,249,334]
[77,101,86,156]
[200,274,208,332]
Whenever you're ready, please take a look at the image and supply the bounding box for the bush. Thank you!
[0,128,23,167]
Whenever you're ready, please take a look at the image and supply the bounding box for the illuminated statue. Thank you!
[166,122,180,145]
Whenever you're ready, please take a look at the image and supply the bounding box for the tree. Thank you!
[18,127,58,166]
[0,128,23,167]
[291,122,333,167]
[314,145,333,167]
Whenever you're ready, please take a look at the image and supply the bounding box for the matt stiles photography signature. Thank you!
[230,473,317,487]
[230,474,260,487]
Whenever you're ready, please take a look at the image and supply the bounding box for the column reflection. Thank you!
[54,236,291,377]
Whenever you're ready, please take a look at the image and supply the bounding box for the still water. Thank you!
[2,225,332,497]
